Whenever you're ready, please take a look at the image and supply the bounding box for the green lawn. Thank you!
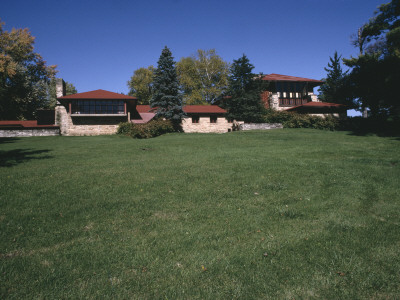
[1,129,399,299]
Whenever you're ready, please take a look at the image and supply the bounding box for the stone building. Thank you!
[133,105,234,133]
[260,74,347,118]
[56,79,235,135]
[56,79,138,136]
[54,73,347,136]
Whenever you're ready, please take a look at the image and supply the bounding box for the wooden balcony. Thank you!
[279,98,309,107]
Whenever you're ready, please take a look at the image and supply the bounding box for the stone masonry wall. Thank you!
[55,104,126,136]
[182,117,233,133]
[240,123,283,131]
[0,128,60,137]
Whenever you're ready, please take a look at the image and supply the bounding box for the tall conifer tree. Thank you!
[224,54,266,122]
[318,51,351,106]
[150,46,185,123]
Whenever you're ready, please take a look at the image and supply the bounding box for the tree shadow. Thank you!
[0,137,20,144]
[0,149,53,167]
[345,129,400,139]
[342,118,400,139]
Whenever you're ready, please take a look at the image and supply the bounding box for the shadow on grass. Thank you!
[342,118,400,139]
[0,149,53,167]
[346,129,400,139]
[0,137,20,144]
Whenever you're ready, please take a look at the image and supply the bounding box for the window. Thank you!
[210,116,217,123]
[192,116,199,123]
[71,100,125,115]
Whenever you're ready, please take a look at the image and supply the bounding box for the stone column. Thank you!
[309,93,319,102]
[55,78,69,135]
[269,93,280,110]
[55,78,66,102]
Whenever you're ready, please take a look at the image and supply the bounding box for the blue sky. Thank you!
[2,0,386,114]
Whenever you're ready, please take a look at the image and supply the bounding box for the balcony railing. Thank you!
[279,98,308,107]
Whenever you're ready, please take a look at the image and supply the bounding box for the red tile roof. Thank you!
[261,74,323,83]
[136,105,227,114]
[0,121,59,128]
[136,105,154,113]
[131,113,156,124]
[57,89,137,100]
[286,101,346,111]
[302,102,344,107]
[183,105,226,113]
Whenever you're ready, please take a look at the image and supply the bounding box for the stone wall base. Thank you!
[240,123,283,131]
[0,128,60,137]
[66,125,120,136]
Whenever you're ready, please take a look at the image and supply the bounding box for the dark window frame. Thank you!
[71,100,125,115]
[192,116,200,124]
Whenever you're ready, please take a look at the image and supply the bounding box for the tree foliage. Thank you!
[223,54,267,122]
[318,51,352,106]
[176,49,229,104]
[344,0,400,117]
[150,46,185,123]
[0,20,56,120]
[47,77,77,108]
[127,66,155,104]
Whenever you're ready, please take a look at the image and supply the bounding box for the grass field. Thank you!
[1,129,399,299]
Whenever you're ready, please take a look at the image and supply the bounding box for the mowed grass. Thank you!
[1,129,399,299]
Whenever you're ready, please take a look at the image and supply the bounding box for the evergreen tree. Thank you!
[344,0,400,117]
[224,54,266,122]
[150,46,185,123]
[318,51,351,106]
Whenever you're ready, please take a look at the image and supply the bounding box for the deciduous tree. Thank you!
[177,49,229,104]
[127,66,155,104]
[0,20,56,120]
[150,46,185,123]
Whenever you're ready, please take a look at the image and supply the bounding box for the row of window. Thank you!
[192,116,218,123]
[275,82,307,99]
[277,92,303,99]
[71,100,125,114]
[279,98,308,106]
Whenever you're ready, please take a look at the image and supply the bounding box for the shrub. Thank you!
[117,122,134,135]
[263,109,339,130]
[117,119,175,139]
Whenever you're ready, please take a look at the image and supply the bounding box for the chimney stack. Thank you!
[56,78,66,102]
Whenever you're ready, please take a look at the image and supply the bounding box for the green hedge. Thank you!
[263,109,339,130]
[117,119,175,138]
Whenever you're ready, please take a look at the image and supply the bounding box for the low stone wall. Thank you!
[66,124,120,136]
[239,123,283,131]
[182,117,233,133]
[0,128,60,137]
